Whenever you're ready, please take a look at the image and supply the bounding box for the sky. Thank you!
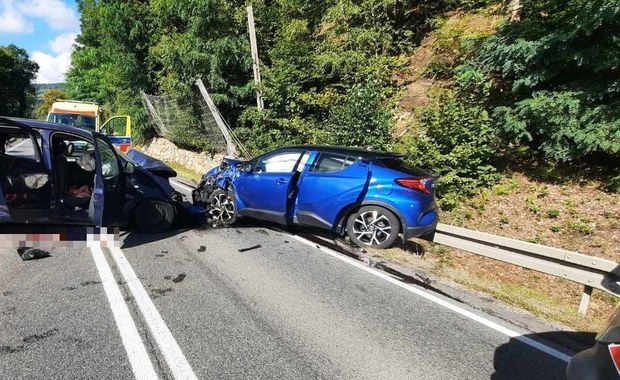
[0,0,80,83]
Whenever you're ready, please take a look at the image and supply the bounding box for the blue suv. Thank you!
[193,146,438,248]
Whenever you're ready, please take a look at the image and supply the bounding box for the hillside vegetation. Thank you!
[65,0,619,208]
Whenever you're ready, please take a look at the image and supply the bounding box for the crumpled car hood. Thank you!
[126,149,177,178]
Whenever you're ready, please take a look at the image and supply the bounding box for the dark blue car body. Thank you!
[0,117,182,232]
[194,146,438,248]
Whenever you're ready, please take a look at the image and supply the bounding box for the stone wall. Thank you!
[135,137,224,175]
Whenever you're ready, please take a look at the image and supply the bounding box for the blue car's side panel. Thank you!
[295,160,370,228]
[361,164,438,237]
[90,136,107,226]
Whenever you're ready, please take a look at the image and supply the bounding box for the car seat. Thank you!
[53,141,90,209]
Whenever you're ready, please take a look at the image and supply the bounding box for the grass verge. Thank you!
[371,240,617,333]
[166,161,202,183]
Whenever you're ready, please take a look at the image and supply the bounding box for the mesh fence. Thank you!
[141,90,228,154]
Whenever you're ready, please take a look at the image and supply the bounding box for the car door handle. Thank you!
[276,178,287,185]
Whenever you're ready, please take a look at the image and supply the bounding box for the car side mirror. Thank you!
[124,161,135,174]
[240,163,253,173]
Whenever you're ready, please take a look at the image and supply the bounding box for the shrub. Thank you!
[396,74,499,210]
[322,80,393,150]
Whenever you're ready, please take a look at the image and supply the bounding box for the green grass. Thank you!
[453,273,609,332]
[166,161,202,183]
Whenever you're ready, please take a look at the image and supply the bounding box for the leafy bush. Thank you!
[322,81,393,150]
[396,72,499,209]
[476,0,620,163]
[492,91,620,162]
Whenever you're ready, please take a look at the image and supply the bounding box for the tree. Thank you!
[477,0,620,162]
[66,0,156,143]
[0,45,38,117]
[36,89,66,120]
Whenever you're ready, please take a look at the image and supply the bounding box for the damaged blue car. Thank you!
[0,116,185,233]
[193,146,439,248]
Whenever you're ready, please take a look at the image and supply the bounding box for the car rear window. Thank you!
[375,158,431,177]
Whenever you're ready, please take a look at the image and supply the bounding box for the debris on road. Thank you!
[172,273,186,283]
[17,248,50,261]
[238,244,261,253]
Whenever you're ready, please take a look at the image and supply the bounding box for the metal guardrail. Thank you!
[433,223,620,314]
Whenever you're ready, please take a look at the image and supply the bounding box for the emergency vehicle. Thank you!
[46,100,133,152]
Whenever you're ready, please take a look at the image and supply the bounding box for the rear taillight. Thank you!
[609,344,620,376]
[395,178,433,194]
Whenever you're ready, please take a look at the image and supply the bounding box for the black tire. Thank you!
[208,189,237,225]
[134,200,175,233]
[346,206,400,249]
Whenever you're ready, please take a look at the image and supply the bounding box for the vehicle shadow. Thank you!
[119,215,210,249]
[492,331,595,379]
[391,237,427,257]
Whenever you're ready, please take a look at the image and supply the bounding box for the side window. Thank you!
[101,117,127,136]
[2,131,40,162]
[311,153,355,173]
[255,152,302,173]
[96,138,120,178]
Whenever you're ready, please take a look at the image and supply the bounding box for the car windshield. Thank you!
[47,113,97,131]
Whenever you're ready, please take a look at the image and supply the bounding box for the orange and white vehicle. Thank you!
[46,100,133,152]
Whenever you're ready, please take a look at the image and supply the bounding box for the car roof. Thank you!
[0,116,95,139]
[280,145,402,159]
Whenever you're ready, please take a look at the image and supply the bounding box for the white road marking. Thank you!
[88,241,159,380]
[289,234,572,363]
[107,242,198,380]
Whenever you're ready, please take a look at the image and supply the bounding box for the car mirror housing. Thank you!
[124,161,135,174]
[240,163,253,172]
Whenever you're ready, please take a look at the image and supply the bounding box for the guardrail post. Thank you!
[578,285,593,315]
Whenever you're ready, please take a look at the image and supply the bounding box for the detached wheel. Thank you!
[346,206,400,249]
[208,189,237,225]
[134,200,175,233]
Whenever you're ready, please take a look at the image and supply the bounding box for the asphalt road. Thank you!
[0,220,578,380]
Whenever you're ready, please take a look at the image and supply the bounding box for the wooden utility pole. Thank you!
[247,4,264,110]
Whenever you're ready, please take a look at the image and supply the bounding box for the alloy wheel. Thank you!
[210,192,236,222]
[351,210,393,246]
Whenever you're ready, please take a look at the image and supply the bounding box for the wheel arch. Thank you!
[131,198,177,233]
[334,200,406,235]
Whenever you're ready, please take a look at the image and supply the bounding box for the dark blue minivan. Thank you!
[0,117,182,233]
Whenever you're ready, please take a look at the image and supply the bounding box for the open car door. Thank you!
[99,115,132,152]
[295,152,371,229]
[91,136,125,227]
